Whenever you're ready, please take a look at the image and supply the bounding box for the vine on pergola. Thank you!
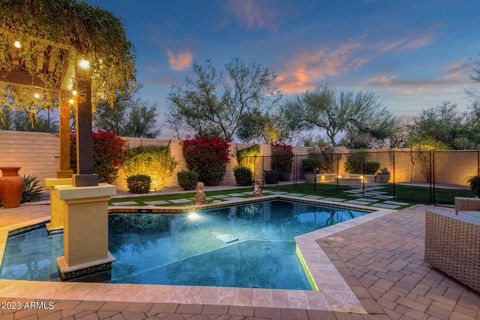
[0,0,136,119]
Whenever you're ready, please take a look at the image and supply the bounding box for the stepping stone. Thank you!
[345,190,363,194]
[212,199,223,202]
[322,197,346,202]
[227,193,245,197]
[111,201,138,206]
[372,195,394,200]
[383,201,409,206]
[304,195,323,200]
[169,198,192,204]
[372,203,400,209]
[144,200,169,205]
[285,193,305,197]
[224,197,246,202]
[345,200,372,205]
[210,195,229,199]
[357,198,380,202]
[269,191,288,195]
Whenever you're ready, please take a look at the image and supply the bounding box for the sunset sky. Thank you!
[86,0,480,124]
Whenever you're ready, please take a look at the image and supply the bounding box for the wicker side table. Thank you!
[425,209,480,293]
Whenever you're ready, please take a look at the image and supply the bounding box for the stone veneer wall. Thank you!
[0,130,476,189]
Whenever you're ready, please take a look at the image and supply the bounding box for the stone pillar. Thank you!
[45,177,72,233]
[55,184,116,280]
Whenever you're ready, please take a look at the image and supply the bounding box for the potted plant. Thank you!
[376,167,390,183]
[301,158,319,183]
[468,176,479,196]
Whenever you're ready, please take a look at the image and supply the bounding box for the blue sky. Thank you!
[86,0,479,128]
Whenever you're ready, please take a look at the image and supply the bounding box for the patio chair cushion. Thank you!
[457,211,480,224]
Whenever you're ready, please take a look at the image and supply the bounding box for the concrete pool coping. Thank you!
[0,195,395,313]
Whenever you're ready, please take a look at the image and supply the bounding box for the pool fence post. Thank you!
[432,150,435,205]
[314,153,318,193]
[294,154,297,190]
[429,150,433,204]
[362,154,365,198]
[392,149,396,199]
[336,153,340,194]
[477,150,480,198]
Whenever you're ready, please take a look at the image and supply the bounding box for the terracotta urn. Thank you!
[0,167,24,208]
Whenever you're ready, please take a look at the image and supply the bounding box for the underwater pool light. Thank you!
[188,211,200,221]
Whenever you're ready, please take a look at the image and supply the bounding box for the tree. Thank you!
[0,106,57,133]
[236,109,290,143]
[406,102,463,149]
[94,88,159,138]
[342,111,401,148]
[284,85,390,146]
[167,58,280,141]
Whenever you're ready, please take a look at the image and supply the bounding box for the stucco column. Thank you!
[55,184,116,280]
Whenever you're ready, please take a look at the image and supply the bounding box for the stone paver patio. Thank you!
[0,204,478,319]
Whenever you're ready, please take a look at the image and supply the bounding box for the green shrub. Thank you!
[264,170,279,184]
[126,175,151,194]
[120,145,177,191]
[271,143,294,181]
[363,162,380,174]
[234,167,253,186]
[21,175,43,203]
[345,153,380,174]
[301,158,321,173]
[237,144,260,171]
[182,136,230,186]
[177,171,199,190]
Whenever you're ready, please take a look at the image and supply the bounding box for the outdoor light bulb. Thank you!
[72,90,78,96]
[188,212,200,221]
[69,99,75,105]
[13,40,21,48]
[78,59,90,69]
[33,93,40,99]
[337,175,342,178]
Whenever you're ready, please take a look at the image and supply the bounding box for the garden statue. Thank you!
[253,180,263,197]
[195,182,207,204]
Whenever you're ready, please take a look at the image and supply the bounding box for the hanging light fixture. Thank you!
[78,59,90,69]
[33,93,40,99]
[13,40,21,48]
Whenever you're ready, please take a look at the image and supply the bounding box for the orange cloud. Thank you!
[228,0,280,30]
[166,49,193,71]
[276,41,368,94]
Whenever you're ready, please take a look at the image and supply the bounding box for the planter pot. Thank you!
[0,167,24,208]
[376,173,390,184]
[304,173,316,183]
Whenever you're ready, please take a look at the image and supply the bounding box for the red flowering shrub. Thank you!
[70,130,128,183]
[271,142,294,181]
[182,136,231,186]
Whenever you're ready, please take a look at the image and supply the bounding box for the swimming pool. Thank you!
[0,200,368,290]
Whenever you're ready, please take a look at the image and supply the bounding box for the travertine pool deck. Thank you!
[1,202,479,319]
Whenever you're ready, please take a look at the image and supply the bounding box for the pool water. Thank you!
[0,200,367,290]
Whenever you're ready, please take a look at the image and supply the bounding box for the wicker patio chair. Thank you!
[425,208,480,293]
[455,197,480,214]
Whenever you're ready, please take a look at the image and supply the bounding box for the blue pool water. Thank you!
[0,200,367,290]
